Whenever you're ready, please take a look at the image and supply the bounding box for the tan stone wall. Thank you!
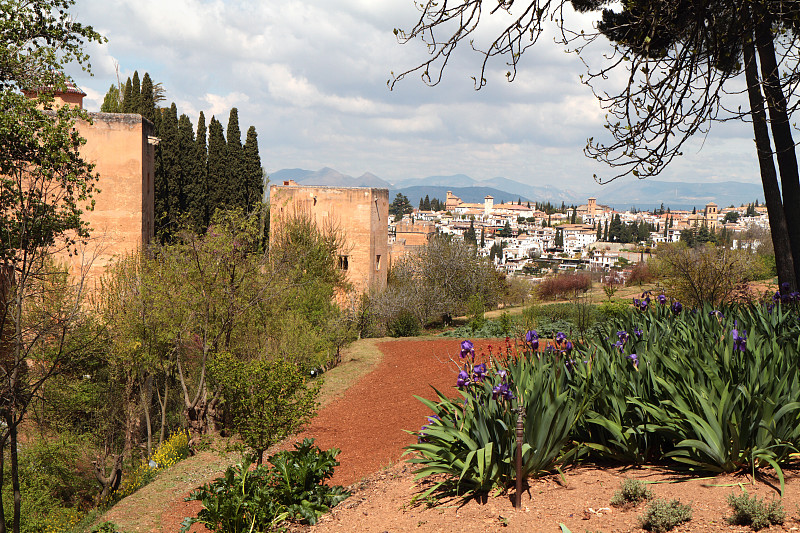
[269,185,389,295]
[61,113,155,285]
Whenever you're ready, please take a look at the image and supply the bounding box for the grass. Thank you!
[99,336,390,532]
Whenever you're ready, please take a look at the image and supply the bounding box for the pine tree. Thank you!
[130,71,141,116]
[225,107,244,209]
[423,194,431,211]
[207,116,227,216]
[243,126,263,209]
[140,72,156,123]
[122,77,133,112]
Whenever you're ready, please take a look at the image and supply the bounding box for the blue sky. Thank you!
[70,0,762,192]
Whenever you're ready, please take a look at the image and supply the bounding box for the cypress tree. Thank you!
[192,111,209,227]
[423,195,431,211]
[603,220,609,241]
[130,71,141,116]
[225,108,244,208]
[140,73,156,123]
[419,197,424,210]
[207,116,227,216]
[596,223,602,242]
[158,103,181,236]
[122,77,133,112]
[243,125,263,209]
[177,114,196,218]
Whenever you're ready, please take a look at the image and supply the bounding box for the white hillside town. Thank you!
[389,192,770,280]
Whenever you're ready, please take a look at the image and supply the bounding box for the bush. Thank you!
[727,491,785,530]
[388,310,422,337]
[181,439,348,532]
[597,300,631,320]
[536,272,592,300]
[640,499,692,532]
[611,479,653,507]
[627,260,658,286]
[655,243,761,307]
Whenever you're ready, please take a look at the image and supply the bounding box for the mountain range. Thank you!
[267,167,765,210]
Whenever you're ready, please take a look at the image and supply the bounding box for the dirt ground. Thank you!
[146,338,800,532]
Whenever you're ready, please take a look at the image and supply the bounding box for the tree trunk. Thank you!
[756,19,800,289]
[157,375,169,446]
[10,418,20,533]
[743,36,796,288]
[92,454,123,504]
[0,433,6,533]
[140,372,153,456]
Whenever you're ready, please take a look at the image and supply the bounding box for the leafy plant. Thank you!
[180,439,348,532]
[640,498,692,533]
[405,337,587,496]
[388,310,421,337]
[610,479,653,507]
[727,491,785,530]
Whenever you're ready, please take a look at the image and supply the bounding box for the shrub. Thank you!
[536,273,592,300]
[627,260,658,286]
[597,300,631,320]
[466,293,486,331]
[727,491,785,530]
[655,243,761,307]
[640,499,692,532]
[611,479,653,507]
[388,310,422,337]
[181,439,348,532]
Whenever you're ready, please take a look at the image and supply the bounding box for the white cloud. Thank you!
[68,0,764,192]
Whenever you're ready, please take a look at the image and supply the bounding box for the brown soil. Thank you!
[132,338,800,532]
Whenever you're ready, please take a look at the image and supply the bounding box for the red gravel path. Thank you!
[296,338,497,487]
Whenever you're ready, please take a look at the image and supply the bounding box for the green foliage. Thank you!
[597,300,631,321]
[181,439,348,532]
[3,435,96,533]
[727,491,785,530]
[640,499,692,533]
[405,343,587,495]
[466,293,486,331]
[389,193,413,219]
[210,353,321,464]
[111,432,190,502]
[610,479,653,507]
[388,310,422,337]
[440,318,512,338]
[89,522,119,533]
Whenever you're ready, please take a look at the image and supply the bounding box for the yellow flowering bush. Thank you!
[40,507,81,533]
[112,431,190,501]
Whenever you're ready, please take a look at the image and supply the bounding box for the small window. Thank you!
[376,254,381,271]
[338,255,349,271]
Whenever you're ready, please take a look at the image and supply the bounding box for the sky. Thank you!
[70,0,763,194]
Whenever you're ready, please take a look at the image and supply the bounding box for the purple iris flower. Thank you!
[555,331,567,343]
[781,282,791,293]
[671,301,683,314]
[460,340,474,359]
[731,328,747,352]
[627,353,639,369]
[657,294,667,305]
[564,341,573,354]
[638,299,648,311]
[492,383,515,401]
[497,369,508,381]
[525,330,540,350]
[633,327,643,339]
[472,363,487,381]
[774,290,781,302]
[457,370,470,388]
[709,310,724,319]
[613,340,624,351]
[617,330,629,344]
